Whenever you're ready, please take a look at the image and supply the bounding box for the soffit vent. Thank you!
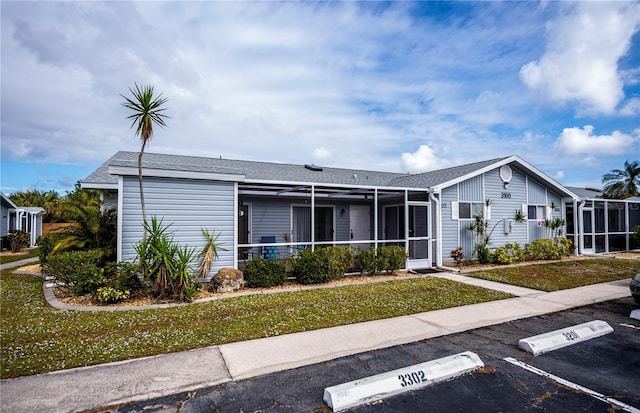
[305,164,323,172]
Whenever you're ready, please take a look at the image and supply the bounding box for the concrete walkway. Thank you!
[0,256,39,271]
[0,272,633,413]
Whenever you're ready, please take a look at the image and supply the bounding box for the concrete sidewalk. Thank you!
[0,256,39,271]
[0,277,632,413]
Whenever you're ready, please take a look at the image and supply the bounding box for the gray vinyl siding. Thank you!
[484,166,528,247]
[1,202,9,238]
[121,176,235,279]
[456,175,484,259]
[245,198,291,244]
[441,186,460,262]
[527,179,547,204]
[458,175,483,202]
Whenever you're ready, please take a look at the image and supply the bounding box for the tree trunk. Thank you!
[138,148,147,240]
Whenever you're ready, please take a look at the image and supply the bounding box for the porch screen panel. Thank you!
[292,206,311,243]
[607,203,624,232]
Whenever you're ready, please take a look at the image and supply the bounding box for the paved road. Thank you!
[104,297,640,413]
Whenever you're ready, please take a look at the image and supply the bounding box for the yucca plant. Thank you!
[134,217,174,299]
[196,228,226,281]
[171,244,198,301]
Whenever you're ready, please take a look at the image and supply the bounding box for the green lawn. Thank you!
[2,257,636,379]
[0,268,510,379]
[466,258,638,291]
[0,248,40,264]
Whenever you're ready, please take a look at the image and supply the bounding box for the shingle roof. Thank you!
[82,151,531,191]
[565,186,603,198]
[84,151,409,187]
[389,157,511,188]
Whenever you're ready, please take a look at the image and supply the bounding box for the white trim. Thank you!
[109,166,246,183]
[430,156,579,199]
[81,182,118,190]
[117,176,124,262]
[233,182,238,269]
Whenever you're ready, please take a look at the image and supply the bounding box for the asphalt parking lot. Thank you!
[106,297,640,413]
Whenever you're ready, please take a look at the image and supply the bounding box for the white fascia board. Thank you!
[80,182,118,190]
[243,178,429,193]
[109,166,246,183]
[431,155,578,199]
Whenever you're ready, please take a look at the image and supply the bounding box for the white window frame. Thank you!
[452,201,486,220]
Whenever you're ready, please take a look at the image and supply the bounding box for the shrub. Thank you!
[8,230,30,252]
[525,238,571,261]
[292,248,331,285]
[377,246,407,274]
[37,234,59,273]
[96,286,130,304]
[490,243,524,265]
[104,261,141,291]
[450,247,464,266]
[356,247,378,275]
[46,250,105,296]
[244,257,287,288]
[474,244,491,264]
[317,246,357,279]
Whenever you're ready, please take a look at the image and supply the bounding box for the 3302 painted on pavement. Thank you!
[398,370,428,387]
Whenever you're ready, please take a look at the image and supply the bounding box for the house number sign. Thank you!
[501,192,511,199]
[398,369,428,387]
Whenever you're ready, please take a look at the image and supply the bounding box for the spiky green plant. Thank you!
[196,228,227,281]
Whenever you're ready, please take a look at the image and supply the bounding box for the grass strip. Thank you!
[0,248,40,265]
[466,258,638,292]
[1,269,510,379]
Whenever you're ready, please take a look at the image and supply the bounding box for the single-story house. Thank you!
[81,151,639,279]
[0,192,45,248]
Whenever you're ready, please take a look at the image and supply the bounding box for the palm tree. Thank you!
[9,189,60,221]
[120,83,169,233]
[602,160,640,199]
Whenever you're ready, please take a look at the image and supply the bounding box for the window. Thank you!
[527,205,545,220]
[292,206,334,243]
[453,202,484,219]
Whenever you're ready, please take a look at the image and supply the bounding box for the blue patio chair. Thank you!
[261,236,278,260]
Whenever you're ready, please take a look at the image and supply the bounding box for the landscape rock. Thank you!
[210,268,245,293]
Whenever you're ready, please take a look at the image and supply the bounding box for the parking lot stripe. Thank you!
[503,357,640,413]
[620,323,640,330]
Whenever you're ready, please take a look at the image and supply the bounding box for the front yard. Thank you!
[1,257,636,379]
[0,267,510,379]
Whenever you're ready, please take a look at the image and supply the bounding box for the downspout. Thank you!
[429,190,459,273]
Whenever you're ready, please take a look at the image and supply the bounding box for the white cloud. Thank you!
[520,2,640,115]
[313,147,331,162]
[400,145,450,173]
[620,97,640,116]
[551,170,564,181]
[555,125,637,155]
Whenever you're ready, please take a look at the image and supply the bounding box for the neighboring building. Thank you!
[1,193,18,241]
[0,192,45,248]
[81,151,637,280]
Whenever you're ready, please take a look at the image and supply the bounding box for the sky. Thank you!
[1,1,639,196]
